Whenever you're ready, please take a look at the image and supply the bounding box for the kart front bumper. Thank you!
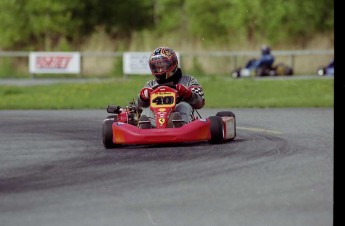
[112,119,211,145]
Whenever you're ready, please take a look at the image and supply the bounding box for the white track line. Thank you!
[237,126,282,134]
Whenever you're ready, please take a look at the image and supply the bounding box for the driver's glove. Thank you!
[139,87,153,101]
[176,84,192,100]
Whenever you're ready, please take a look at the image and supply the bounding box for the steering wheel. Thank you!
[152,83,177,90]
[151,84,182,103]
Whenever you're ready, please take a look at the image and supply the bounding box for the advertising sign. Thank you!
[29,52,81,74]
[123,52,180,75]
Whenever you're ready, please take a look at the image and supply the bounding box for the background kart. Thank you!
[232,61,293,78]
[317,62,334,76]
[102,85,236,148]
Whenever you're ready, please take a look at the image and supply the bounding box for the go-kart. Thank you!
[232,61,293,78]
[102,85,236,148]
[317,62,334,76]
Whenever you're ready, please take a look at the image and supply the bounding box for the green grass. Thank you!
[0,76,333,109]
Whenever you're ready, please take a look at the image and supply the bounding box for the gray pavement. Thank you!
[0,108,334,226]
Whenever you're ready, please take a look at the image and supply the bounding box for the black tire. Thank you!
[216,111,235,118]
[231,68,242,78]
[256,66,270,76]
[102,119,117,149]
[285,67,293,76]
[107,114,118,120]
[208,116,224,144]
[255,68,263,76]
[216,111,237,139]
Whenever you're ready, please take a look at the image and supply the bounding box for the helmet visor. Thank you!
[149,56,173,75]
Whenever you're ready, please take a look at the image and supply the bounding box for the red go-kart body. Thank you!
[102,86,236,148]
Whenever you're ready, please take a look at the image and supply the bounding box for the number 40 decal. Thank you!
[150,93,176,107]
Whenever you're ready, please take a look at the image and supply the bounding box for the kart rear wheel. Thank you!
[285,67,293,76]
[208,116,224,144]
[256,67,270,76]
[102,119,118,149]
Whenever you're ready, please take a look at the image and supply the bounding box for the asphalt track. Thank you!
[0,108,333,226]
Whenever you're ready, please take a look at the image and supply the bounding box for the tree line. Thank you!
[0,0,334,50]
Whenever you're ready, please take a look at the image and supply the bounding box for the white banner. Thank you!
[123,52,151,75]
[29,52,81,74]
[123,52,180,75]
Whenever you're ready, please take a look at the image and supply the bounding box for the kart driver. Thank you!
[137,47,205,129]
[245,44,275,71]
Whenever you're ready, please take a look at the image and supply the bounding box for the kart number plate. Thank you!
[150,92,176,108]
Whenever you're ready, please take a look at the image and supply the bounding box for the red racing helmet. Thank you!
[149,47,178,80]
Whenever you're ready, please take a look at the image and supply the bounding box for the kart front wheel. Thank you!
[208,116,224,144]
[102,119,118,149]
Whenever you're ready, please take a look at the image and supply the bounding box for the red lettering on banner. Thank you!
[36,56,72,69]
